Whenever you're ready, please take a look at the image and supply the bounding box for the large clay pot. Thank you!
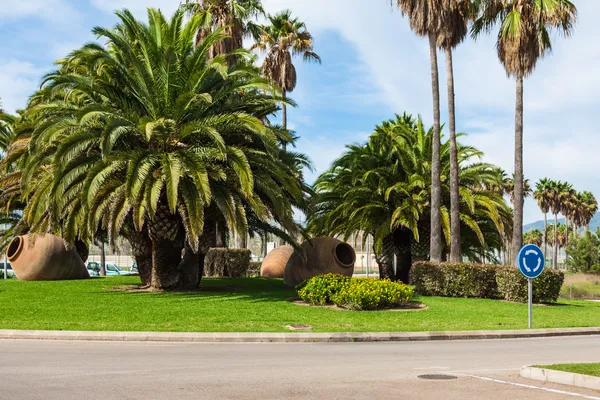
[283,237,355,286]
[260,245,294,278]
[6,234,89,281]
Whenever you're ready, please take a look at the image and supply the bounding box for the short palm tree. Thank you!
[309,114,511,281]
[472,0,577,266]
[252,10,321,150]
[20,8,307,289]
[533,178,553,258]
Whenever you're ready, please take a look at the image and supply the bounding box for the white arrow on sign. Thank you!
[522,249,542,273]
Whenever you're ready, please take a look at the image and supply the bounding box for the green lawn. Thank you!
[537,363,600,377]
[0,277,599,332]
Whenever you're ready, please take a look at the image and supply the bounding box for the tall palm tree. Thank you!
[523,228,543,247]
[394,0,447,262]
[473,0,577,266]
[185,0,264,61]
[438,1,472,262]
[548,180,568,268]
[579,191,598,231]
[533,178,553,258]
[253,10,321,150]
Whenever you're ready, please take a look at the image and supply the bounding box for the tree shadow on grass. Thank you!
[103,278,296,304]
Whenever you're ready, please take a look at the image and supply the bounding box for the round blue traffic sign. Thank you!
[517,244,545,279]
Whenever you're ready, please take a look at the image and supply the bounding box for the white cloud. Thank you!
[0,61,45,113]
[261,0,600,224]
[91,0,180,16]
[0,0,82,24]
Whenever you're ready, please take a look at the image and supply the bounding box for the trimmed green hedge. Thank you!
[496,267,564,303]
[297,273,414,310]
[411,262,563,303]
[205,248,251,278]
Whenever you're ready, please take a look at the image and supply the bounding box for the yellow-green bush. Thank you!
[297,274,414,310]
[331,279,414,310]
[297,274,350,305]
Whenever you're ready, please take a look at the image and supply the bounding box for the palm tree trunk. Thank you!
[543,213,548,261]
[393,228,412,284]
[282,89,287,152]
[446,47,461,263]
[428,32,442,262]
[553,214,558,268]
[511,74,524,267]
[100,241,106,277]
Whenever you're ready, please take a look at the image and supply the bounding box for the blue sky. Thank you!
[1,0,599,225]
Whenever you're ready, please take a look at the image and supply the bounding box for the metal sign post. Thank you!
[517,244,545,329]
[528,278,533,329]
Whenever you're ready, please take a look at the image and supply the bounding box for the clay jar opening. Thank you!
[334,243,355,268]
[7,236,23,262]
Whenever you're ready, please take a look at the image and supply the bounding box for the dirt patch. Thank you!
[287,298,427,312]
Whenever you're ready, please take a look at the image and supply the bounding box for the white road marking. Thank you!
[452,372,600,400]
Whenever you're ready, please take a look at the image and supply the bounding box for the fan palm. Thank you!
[252,10,321,150]
[523,228,543,247]
[579,191,598,231]
[393,0,449,262]
[437,0,472,262]
[20,8,307,289]
[185,0,264,62]
[533,178,553,258]
[472,0,577,266]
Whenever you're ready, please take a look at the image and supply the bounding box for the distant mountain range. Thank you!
[523,213,600,232]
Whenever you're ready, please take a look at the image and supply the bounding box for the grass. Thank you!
[536,363,600,377]
[561,274,600,300]
[0,277,599,332]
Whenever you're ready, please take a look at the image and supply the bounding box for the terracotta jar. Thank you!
[282,237,356,286]
[260,245,294,278]
[6,234,89,281]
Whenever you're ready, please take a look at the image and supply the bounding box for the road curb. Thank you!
[0,327,598,343]
[520,366,600,391]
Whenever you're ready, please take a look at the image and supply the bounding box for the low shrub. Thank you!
[412,262,564,303]
[204,248,251,278]
[411,262,499,299]
[247,262,262,277]
[496,267,564,303]
[297,273,350,305]
[331,279,414,310]
[297,274,414,310]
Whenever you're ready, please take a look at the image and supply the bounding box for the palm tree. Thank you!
[185,0,264,62]
[533,178,553,259]
[253,10,321,150]
[394,0,445,261]
[523,229,543,247]
[309,114,511,281]
[19,8,307,290]
[473,0,577,266]
[548,180,568,268]
[438,1,472,262]
[579,191,598,231]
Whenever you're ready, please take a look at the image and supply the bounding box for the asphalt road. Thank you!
[1,336,600,399]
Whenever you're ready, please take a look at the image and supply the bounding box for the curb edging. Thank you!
[0,327,598,343]
[520,366,600,391]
